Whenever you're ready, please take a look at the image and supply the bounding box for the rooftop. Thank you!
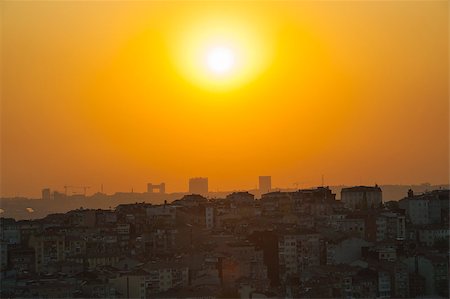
[342,186,382,193]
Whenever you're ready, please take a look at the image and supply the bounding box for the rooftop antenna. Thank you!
[321,175,324,187]
[101,184,104,193]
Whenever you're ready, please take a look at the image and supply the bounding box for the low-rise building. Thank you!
[0,218,21,244]
[335,217,366,238]
[375,212,406,241]
[418,225,450,247]
[326,237,372,265]
[29,233,66,273]
[399,189,449,225]
[341,186,382,210]
[278,230,321,282]
[0,241,8,271]
[404,254,449,297]
[7,245,35,274]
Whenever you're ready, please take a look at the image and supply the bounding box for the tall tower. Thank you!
[189,177,208,195]
[259,176,272,194]
[41,188,51,200]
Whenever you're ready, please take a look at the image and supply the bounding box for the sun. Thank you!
[170,14,272,92]
[206,46,236,75]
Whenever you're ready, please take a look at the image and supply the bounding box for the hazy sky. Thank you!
[1,1,448,197]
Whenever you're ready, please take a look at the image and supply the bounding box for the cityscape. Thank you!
[1,1,448,298]
[0,177,449,298]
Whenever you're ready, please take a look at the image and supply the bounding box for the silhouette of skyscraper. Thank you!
[41,188,51,200]
[259,176,271,194]
[189,177,208,195]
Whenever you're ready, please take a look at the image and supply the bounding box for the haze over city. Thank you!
[2,1,448,198]
[1,1,449,299]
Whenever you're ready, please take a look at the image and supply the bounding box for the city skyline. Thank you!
[1,184,448,297]
[2,178,449,200]
[3,177,450,199]
[1,1,448,298]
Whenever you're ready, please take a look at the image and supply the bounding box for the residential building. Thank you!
[278,230,321,282]
[341,185,382,210]
[326,237,372,265]
[29,233,66,273]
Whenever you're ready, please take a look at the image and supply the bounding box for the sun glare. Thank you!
[170,14,272,92]
[206,46,236,75]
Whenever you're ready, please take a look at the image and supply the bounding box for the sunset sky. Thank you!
[1,1,448,197]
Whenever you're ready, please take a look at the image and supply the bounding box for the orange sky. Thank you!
[1,1,448,197]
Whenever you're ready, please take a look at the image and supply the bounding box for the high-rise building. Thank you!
[147,183,166,194]
[41,188,51,200]
[189,177,208,195]
[259,176,271,194]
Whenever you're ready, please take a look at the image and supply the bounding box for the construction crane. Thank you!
[63,185,91,196]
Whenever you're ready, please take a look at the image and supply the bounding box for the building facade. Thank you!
[258,176,272,194]
[189,177,209,195]
[341,186,382,210]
